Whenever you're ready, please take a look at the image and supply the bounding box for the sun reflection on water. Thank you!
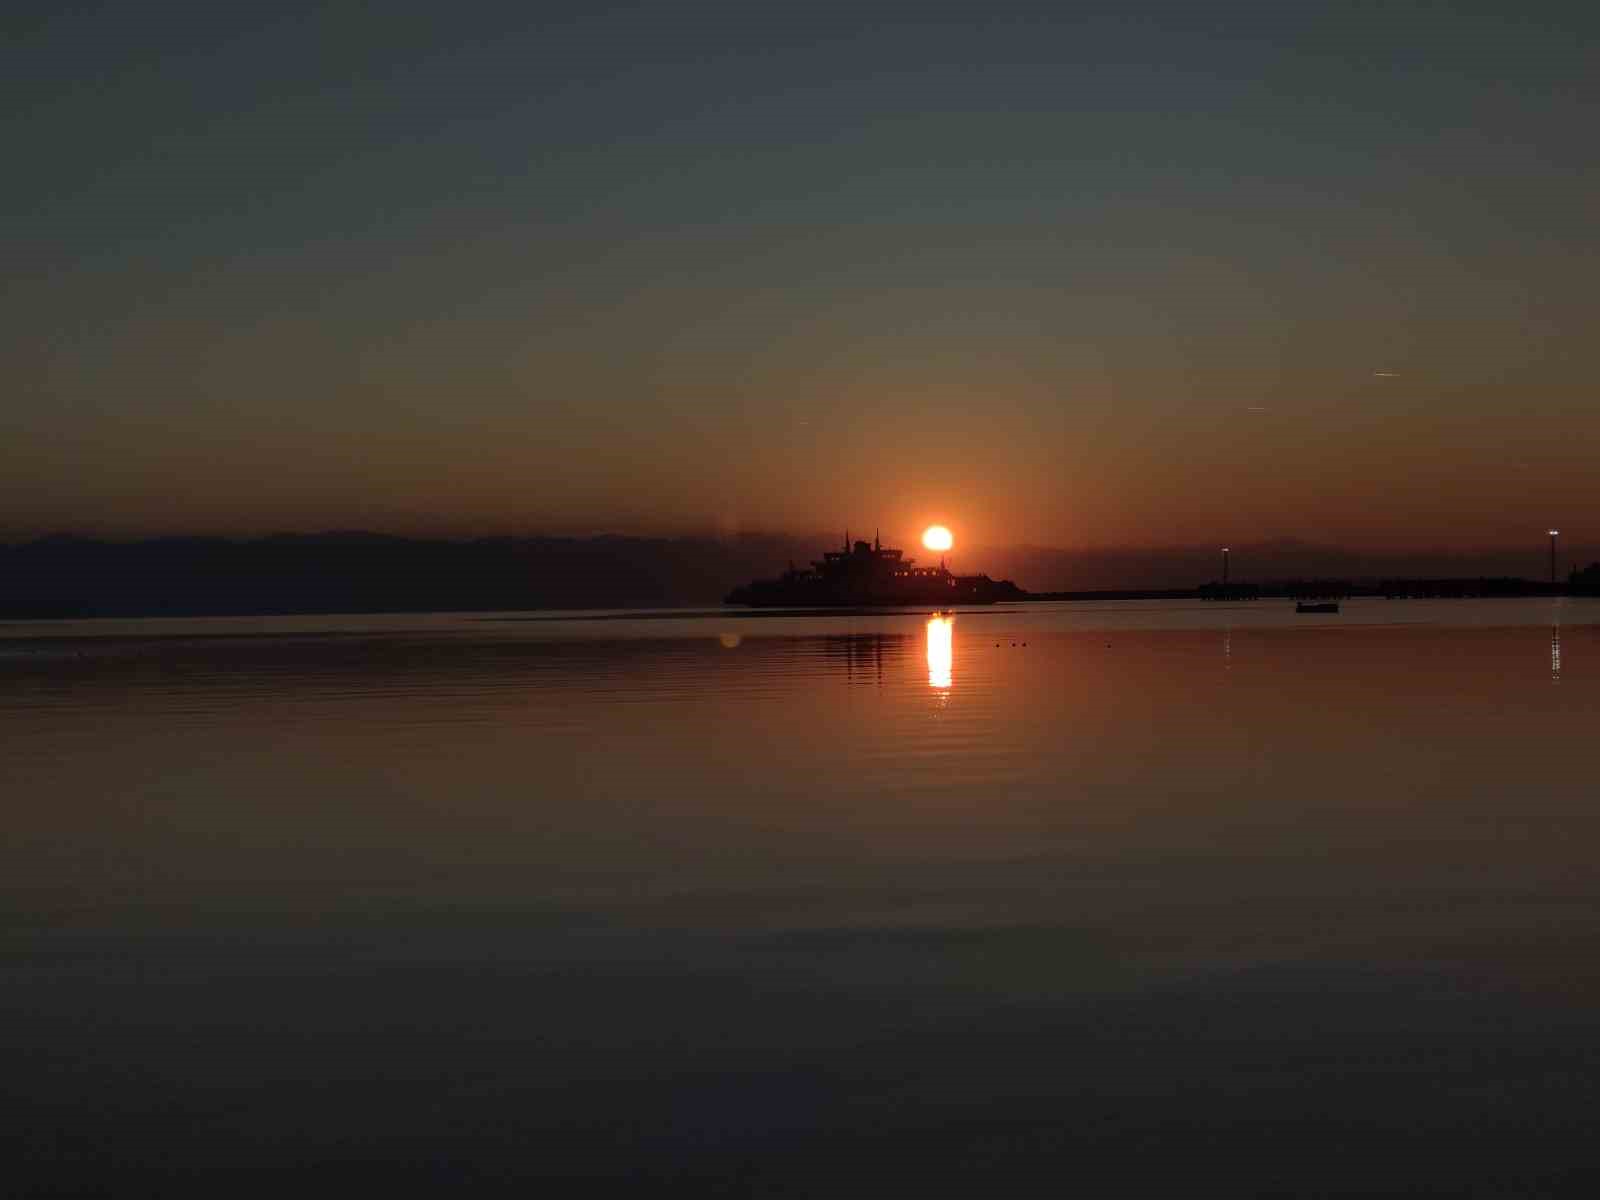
[926,614,953,691]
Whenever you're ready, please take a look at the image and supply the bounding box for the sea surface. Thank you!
[5,599,1600,1195]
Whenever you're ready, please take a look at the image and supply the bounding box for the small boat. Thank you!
[1295,600,1340,614]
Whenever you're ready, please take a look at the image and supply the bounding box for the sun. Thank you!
[922,525,953,552]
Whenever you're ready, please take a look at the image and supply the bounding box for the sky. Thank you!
[5,0,1597,552]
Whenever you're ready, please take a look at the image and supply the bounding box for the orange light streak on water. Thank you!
[926,613,953,690]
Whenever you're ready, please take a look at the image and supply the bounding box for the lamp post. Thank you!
[1222,547,1230,586]
[1549,530,1560,587]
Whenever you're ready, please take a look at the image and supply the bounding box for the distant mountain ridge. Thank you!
[0,532,813,618]
[968,539,1590,594]
[1,532,1589,619]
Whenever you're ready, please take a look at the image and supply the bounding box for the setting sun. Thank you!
[922,525,954,552]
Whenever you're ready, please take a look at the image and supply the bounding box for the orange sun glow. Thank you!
[921,525,953,552]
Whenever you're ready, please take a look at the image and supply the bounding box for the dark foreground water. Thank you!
[5,599,1600,1196]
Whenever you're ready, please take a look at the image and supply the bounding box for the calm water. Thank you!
[6,599,1600,1195]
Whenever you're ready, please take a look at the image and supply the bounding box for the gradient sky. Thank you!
[6,1,1596,550]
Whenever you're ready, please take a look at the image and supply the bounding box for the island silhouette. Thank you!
[1,532,1590,619]
[724,533,1024,606]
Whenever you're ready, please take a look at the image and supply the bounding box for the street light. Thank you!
[1549,530,1560,586]
[1222,547,1230,586]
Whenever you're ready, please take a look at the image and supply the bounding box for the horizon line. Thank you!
[3,528,1593,557]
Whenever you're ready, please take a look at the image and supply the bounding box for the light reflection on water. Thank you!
[4,599,1600,1192]
[3,598,1594,911]
[926,613,953,691]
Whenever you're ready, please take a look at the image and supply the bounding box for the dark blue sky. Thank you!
[6,1,1596,548]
